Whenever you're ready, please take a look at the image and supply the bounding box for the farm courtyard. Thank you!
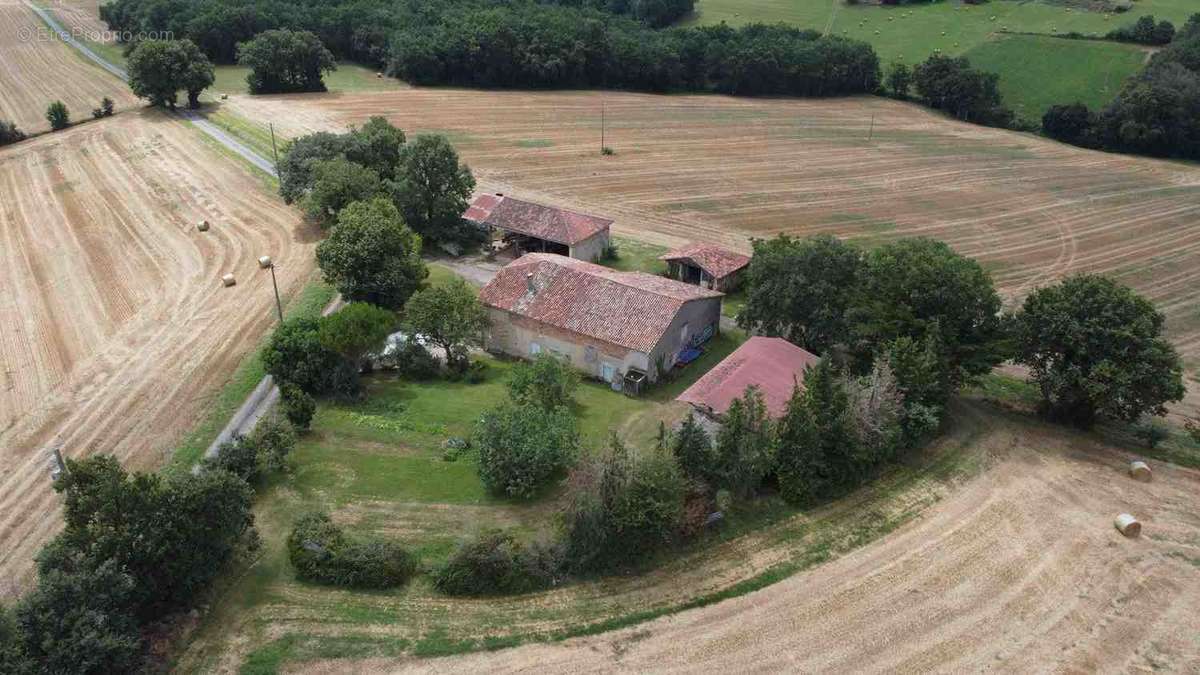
[225,88,1200,417]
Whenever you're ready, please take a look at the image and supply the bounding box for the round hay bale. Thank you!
[197,220,210,232]
[1129,461,1152,482]
[258,255,273,269]
[222,273,237,287]
[376,72,383,78]
[1114,513,1141,538]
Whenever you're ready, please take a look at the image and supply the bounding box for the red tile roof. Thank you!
[677,337,819,418]
[659,243,751,280]
[464,194,612,246]
[479,253,722,354]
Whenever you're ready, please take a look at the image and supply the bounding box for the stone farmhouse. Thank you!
[479,253,723,389]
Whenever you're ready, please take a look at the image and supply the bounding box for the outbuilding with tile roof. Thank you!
[465,193,612,262]
[480,253,723,387]
[677,336,819,419]
[659,242,751,292]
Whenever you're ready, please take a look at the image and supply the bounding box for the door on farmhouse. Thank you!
[600,363,617,383]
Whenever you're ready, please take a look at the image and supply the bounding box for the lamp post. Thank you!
[259,255,284,323]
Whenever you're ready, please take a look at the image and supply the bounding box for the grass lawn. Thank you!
[681,0,1192,118]
[964,34,1147,119]
[603,236,668,275]
[210,62,407,97]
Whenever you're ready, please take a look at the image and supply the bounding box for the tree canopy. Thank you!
[475,402,579,498]
[1014,274,1185,428]
[402,277,488,373]
[127,39,214,109]
[316,197,428,310]
[237,29,336,94]
[392,134,479,248]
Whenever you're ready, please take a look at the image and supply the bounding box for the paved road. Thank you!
[23,1,128,80]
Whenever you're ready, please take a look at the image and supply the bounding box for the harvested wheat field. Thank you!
[0,2,136,132]
[0,111,317,597]
[47,0,113,39]
[302,404,1200,674]
[227,90,1200,414]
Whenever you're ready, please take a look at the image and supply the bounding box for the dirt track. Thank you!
[0,2,136,132]
[225,89,1200,416]
[305,408,1200,674]
[0,112,316,596]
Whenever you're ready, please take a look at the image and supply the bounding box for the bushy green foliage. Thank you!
[392,134,479,248]
[263,316,359,396]
[302,158,384,227]
[671,412,715,486]
[203,434,263,484]
[433,530,560,596]
[287,512,415,589]
[14,556,142,675]
[127,39,214,108]
[1132,418,1171,449]
[45,101,69,131]
[737,234,864,354]
[394,339,441,380]
[850,237,1006,388]
[776,360,857,504]
[507,353,580,411]
[713,386,774,498]
[280,382,316,431]
[1042,102,1096,146]
[1014,274,1185,429]
[277,117,406,203]
[0,120,24,146]
[912,54,1012,126]
[251,413,298,473]
[237,29,336,94]
[91,97,117,120]
[403,277,488,373]
[316,198,428,310]
[1107,15,1175,45]
[886,61,912,99]
[318,302,395,365]
[475,403,578,499]
[562,440,687,572]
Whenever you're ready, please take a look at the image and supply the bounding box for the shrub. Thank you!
[1187,418,1200,445]
[394,339,441,380]
[672,412,716,487]
[0,120,25,146]
[263,316,358,397]
[101,97,114,117]
[46,101,70,131]
[433,530,560,596]
[475,403,578,499]
[507,353,579,411]
[713,386,774,498]
[251,413,297,473]
[202,434,261,484]
[886,61,912,99]
[279,382,316,431]
[1042,102,1096,146]
[287,512,415,589]
[562,440,687,573]
[1132,418,1171,449]
[1107,16,1175,45]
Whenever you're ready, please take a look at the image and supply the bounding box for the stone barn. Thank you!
[464,193,611,262]
[479,253,723,387]
[659,243,751,292]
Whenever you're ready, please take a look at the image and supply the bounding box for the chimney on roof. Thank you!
[525,272,535,294]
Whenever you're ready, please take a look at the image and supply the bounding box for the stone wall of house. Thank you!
[485,308,650,383]
[568,229,610,263]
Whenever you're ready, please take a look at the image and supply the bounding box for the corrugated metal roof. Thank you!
[677,337,819,418]
[464,194,611,246]
[479,253,722,354]
[660,243,751,280]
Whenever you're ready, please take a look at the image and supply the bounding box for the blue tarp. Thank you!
[677,348,702,365]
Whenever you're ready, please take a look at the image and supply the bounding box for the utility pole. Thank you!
[269,122,280,170]
[867,113,876,142]
[258,256,284,322]
[601,96,606,154]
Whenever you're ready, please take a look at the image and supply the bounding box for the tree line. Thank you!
[100,0,880,97]
[1043,13,1200,159]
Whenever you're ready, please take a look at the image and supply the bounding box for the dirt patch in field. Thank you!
[298,405,1200,673]
[0,111,316,596]
[223,90,1200,418]
[0,3,137,132]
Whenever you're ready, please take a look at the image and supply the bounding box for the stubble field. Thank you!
[0,2,136,132]
[0,112,317,596]
[226,89,1200,414]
